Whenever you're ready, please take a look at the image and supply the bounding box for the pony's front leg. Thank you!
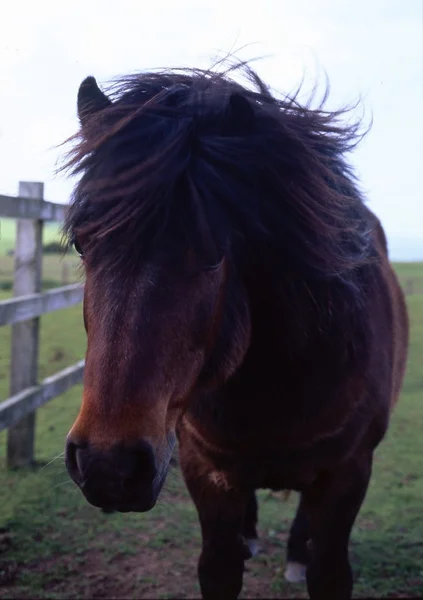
[181,461,249,599]
[303,453,372,600]
[285,493,310,583]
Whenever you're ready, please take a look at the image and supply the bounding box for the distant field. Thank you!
[0,248,422,597]
[0,219,63,255]
[0,254,81,294]
[0,218,80,293]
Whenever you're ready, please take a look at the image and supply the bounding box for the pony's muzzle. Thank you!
[65,437,161,512]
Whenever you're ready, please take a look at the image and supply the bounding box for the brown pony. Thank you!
[63,64,408,600]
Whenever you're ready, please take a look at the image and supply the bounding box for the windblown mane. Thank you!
[62,63,374,281]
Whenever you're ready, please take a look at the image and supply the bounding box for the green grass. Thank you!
[0,219,63,255]
[0,218,80,295]
[0,261,422,598]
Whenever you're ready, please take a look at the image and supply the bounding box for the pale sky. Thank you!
[1,0,422,259]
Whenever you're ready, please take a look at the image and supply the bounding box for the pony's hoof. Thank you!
[245,537,260,557]
[284,561,307,583]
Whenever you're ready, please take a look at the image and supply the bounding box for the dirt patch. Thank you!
[0,529,12,554]
[2,529,309,599]
[0,560,18,587]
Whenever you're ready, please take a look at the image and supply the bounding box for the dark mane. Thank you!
[62,64,373,280]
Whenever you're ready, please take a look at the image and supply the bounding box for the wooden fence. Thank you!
[0,182,84,469]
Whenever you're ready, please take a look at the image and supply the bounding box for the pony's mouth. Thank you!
[77,467,168,513]
[82,485,160,513]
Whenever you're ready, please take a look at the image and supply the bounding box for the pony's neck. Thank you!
[245,262,362,361]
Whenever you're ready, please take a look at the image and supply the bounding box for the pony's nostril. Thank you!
[75,446,86,475]
[65,439,80,482]
[65,438,89,484]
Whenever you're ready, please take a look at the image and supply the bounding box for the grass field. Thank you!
[0,252,422,598]
[0,218,80,293]
[0,219,63,255]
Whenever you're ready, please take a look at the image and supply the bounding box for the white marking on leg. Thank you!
[245,537,259,557]
[284,561,307,583]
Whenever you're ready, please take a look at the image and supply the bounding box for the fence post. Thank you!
[7,182,44,468]
[62,261,70,285]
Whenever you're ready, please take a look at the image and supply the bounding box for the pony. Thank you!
[63,63,408,600]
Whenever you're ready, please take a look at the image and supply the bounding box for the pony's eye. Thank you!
[73,238,84,258]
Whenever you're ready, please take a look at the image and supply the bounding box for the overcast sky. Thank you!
[1,0,422,259]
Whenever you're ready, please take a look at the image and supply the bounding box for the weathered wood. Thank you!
[0,283,84,326]
[7,182,44,467]
[0,193,66,221]
[62,261,70,285]
[0,361,85,432]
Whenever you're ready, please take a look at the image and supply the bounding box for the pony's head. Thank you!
[64,73,256,511]
[64,66,370,511]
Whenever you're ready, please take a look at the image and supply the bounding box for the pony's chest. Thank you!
[180,404,365,493]
[225,453,319,492]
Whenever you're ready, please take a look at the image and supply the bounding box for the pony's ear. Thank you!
[226,92,255,134]
[77,76,112,127]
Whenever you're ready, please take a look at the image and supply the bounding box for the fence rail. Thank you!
[0,182,84,468]
[0,283,84,326]
[0,193,66,221]
[0,361,85,432]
